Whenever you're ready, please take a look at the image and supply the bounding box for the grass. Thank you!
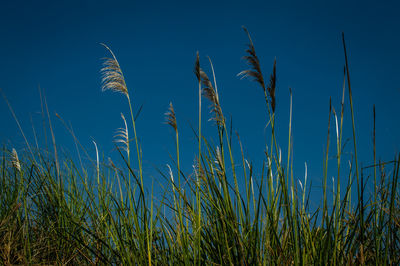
[0,29,399,265]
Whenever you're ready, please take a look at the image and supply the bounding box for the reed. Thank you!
[0,30,398,265]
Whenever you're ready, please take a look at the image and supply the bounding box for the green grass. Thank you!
[0,30,399,265]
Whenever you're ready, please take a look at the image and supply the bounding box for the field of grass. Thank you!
[1,30,399,265]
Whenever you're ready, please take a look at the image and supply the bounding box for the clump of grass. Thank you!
[0,30,399,265]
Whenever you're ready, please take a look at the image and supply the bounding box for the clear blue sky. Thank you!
[1,0,399,202]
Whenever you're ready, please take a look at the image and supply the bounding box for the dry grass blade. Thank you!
[100,43,129,98]
[165,102,177,131]
[114,113,130,155]
[92,140,100,184]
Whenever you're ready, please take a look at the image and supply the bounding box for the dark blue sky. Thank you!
[1,0,399,201]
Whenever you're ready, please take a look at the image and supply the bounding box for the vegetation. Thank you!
[0,29,399,265]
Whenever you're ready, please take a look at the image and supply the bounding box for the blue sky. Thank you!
[1,0,399,202]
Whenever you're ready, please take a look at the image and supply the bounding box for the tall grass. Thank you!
[0,30,399,265]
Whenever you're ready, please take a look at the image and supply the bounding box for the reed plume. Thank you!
[194,52,201,83]
[11,148,21,172]
[238,27,276,112]
[194,52,202,155]
[114,113,130,157]
[238,27,266,89]
[215,146,223,170]
[100,43,129,99]
[165,102,177,131]
[200,64,224,125]
[268,59,276,112]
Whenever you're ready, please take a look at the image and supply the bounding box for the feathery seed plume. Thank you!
[267,59,277,112]
[100,43,129,98]
[114,113,130,156]
[238,27,276,112]
[200,68,224,125]
[166,164,174,184]
[215,146,223,168]
[165,102,177,131]
[238,27,266,90]
[11,148,20,172]
[194,52,201,82]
